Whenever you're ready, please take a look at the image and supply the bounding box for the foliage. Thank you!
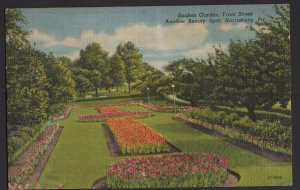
[134,62,172,96]
[72,68,93,96]
[5,8,28,49]
[107,152,228,188]
[7,46,50,126]
[77,43,108,95]
[8,123,47,164]
[116,42,143,93]
[213,106,291,126]
[250,5,290,108]
[9,126,60,184]
[42,53,77,114]
[164,58,216,106]
[187,108,291,154]
[108,53,125,90]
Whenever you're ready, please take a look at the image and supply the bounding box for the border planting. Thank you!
[176,109,291,156]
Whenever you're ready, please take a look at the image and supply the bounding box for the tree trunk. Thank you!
[246,105,256,122]
[95,86,98,96]
[128,82,131,94]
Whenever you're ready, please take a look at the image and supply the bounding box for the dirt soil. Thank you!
[103,125,181,157]
[174,117,291,162]
[8,127,63,184]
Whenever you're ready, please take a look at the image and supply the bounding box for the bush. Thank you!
[213,106,291,126]
[188,109,291,147]
[8,123,47,164]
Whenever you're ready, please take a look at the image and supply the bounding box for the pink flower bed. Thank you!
[107,152,228,178]
[79,111,151,121]
[9,125,60,184]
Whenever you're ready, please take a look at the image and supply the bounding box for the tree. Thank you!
[250,5,290,108]
[42,53,77,114]
[78,43,108,95]
[109,54,125,91]
[164,58,216,106]
[116,42,143,93]
[6,9,49,126]
[5,8,28,49]
[134,62,171,96]
[72,68,93,96]
[7,47,49,126]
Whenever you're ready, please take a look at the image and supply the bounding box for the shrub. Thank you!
[188,109,291,149]
[213,106,291,126]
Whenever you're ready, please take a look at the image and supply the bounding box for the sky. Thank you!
[20,4,281,70]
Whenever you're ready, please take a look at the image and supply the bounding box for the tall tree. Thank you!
[116,42,142,93]
[135,62,171,96]
[7,47,49,126]
[164,58,216,106]
[109,54,125,91]
[42,54,77,114]
[6,9,49,126]
[250,5,290,108]
[78,43,108,95]
[72,68,93,96]
[5,8,28,49]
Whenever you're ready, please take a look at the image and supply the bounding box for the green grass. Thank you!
[84,85,140,98]
[38,101,292,188]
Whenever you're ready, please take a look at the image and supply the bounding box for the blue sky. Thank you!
[20,4,281,70]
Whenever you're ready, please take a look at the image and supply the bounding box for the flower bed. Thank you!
[106,117,170,154]
[96,106,121,113]
[79,111,151,121]
[107,152,228,188]
[9,125,60,184]
[177,111,291,155]
[8,183,64,190]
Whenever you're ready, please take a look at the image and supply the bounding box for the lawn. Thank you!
[38,100,292,188]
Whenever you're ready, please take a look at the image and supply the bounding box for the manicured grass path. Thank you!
[38,103,292,188]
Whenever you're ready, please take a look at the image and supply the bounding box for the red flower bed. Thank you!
[107,117,167,146]
[79,111,150,121]
[108,152,227,178]
[107,152,228,188]
[96,106,121,113]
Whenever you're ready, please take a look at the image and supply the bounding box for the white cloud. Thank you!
[219,22,247,31]
[29,29,57,43]
[147,61,170,71]
[29,22,209,56]
[184,43,228,59]
[251,25,271,33]
[67,51,80,61]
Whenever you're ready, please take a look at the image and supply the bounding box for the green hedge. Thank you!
[189,109,291,147]
[120,144,170,155]
[107,169,227,188]
[256,106,291,116]
[212,106,291,126]
[74,94,144,102]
